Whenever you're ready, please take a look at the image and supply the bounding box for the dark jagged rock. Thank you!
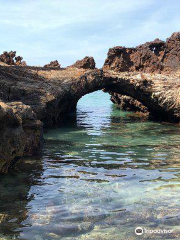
[0,51,27,66]
[0,51,16,65]
[103,47,135,72]
[131,39,165,73]
[15,56,27,66]
[162,32,180,72]
[110,93,149,114]
[103,32,180,73]
[44,60,61,68]
[71,56,96,69]
[103,32,180,113]
[103,39,166,73]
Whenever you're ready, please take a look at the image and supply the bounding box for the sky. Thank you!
[0,0,180,68]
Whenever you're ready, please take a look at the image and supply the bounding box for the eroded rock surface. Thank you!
[0,101,42,173]
[44,60,61,69]
[71,56,96,69]
[0,51,27,66]
[103,32,180,73]
[0,102,25,173]
[8,102,43,157]
[0,66,103,127]
[103,32,180,112]
[0,65,179,124]
[110,93,149,114]
[0,31,180,172]
[162,32,180,72]
[0,65,179,172]
[104,71,180,121]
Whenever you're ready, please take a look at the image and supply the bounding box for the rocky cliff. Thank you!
[103,31,180,113]
[0,101,42,173]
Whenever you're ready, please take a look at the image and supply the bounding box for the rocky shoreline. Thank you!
[0,32,180,173]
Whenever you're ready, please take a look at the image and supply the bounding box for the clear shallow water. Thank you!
[0,90,180,240]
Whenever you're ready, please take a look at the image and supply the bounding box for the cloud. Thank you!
[0,0,180,67]
[0,0,152,31]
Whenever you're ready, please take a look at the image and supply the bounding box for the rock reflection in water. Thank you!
[0,158,43,239]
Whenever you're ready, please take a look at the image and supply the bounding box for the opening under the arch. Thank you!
[76,90,112,130]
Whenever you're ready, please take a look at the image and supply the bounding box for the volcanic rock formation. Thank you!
[110,93,149,114]
[103,32,180,73]
[103,32,180,113]
[0,101,25,173]
[71,56,96,69]
[0,64,179,124]
[44,60,61,68]
[0,31,180,172]
[0,51,27,66]
[0,101,42,173]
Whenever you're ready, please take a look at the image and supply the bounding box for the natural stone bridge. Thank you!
[0,66,179,124]
[0,31,180,173]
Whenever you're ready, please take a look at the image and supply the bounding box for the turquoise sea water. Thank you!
[0,90,180,240]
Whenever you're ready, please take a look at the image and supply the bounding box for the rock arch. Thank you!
[0,65,179,173]
[61,69,180,123]
[0,66,179,127]
[1,31,180,172]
